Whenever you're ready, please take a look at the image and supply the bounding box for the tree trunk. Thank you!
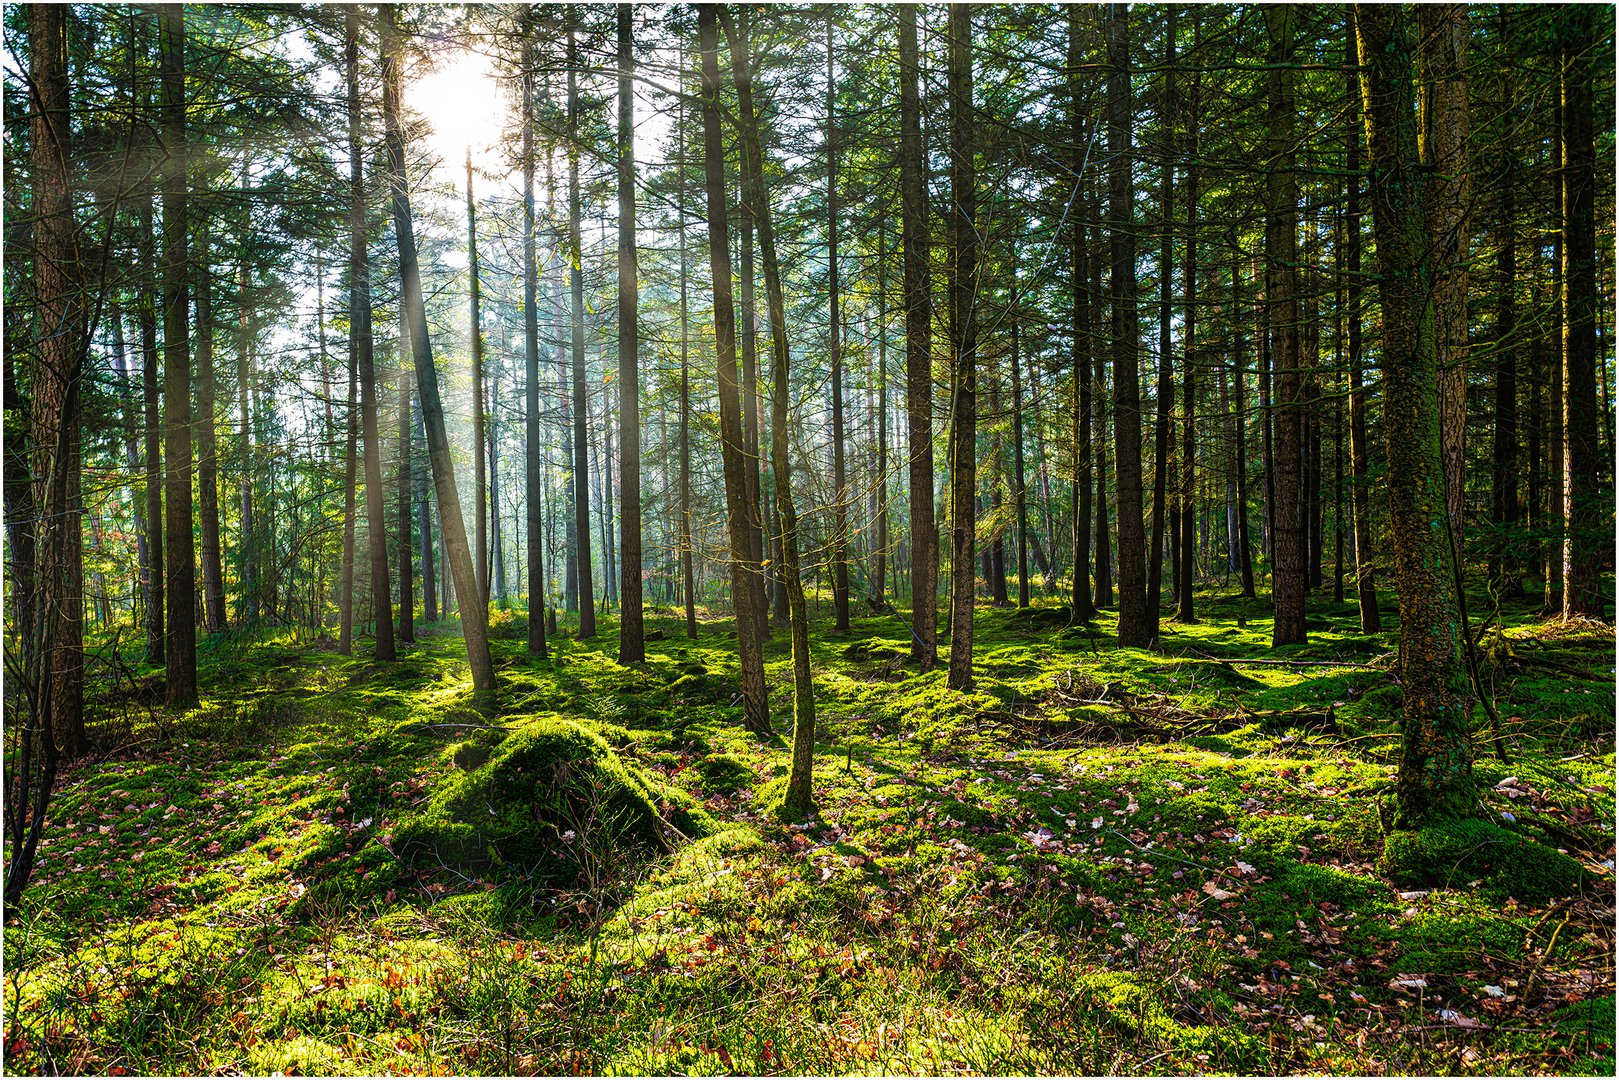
[1354,3,1475,825]
[722,7,818,813]
[379,2,496,707]
[160,4,197,706]
[1232,258,1256,599]
[417,403,437,623]
[617,3,645,663]
[946,3,979,690]
[677,54,698,640]
[1559,5,1602,618]
[397,318,415,644]
[347,8,393,662]
[196,250,226,634]
[826,15,851,633]
[699,4,769,735]
[1265,4,1307,647]
[139,196,165,665]
[1108,2,1148,646]
[1489,150,1521,596]
[566,13,597,639]
[898,3,938,669]
[1013,317,1030,610]
[1147,7,1175,636]
[339,317,358,654]
[1178,73,1199,625]
[1344,33,1380,631]
[1417,3,1471,537]
[521,15,547,657]
[467,152,488,608]
[874,224,891,605]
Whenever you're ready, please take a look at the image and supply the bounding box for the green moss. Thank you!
[695,753,755,794]
[1379,818,1584,903]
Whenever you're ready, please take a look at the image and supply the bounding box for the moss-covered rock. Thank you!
[1379,818,1584,903]
[394,717,705,885]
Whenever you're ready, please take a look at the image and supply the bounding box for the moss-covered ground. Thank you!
[3,587,1614,1075]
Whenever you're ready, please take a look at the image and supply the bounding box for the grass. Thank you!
[3,585,1614,1076]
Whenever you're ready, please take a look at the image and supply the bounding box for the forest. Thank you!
[2,1,1616,1075]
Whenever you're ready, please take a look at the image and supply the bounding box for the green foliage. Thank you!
[1379,818,1585,903]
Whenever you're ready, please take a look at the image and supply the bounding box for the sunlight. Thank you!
[407,45,510,184]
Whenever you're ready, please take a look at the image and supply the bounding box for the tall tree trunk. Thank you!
[347,8,393,661]
[1067,12,1094,623]
[1108,2,1148,646]
[397,317,414,644]
[139,196,165,664]
[27,0,86,755]
[379,3,496,707]
[1489,155,1521,596]
[699,4,769,735]
[1178,74,1199,625]
[874,224,891,605]
[521,15,547,657]
[417,404,437,622]
[946,3,979,690]
[1012,317,1030,609]
[677,54,698,640]
[898,3,937,669]
[826,15,851,633]
[160,4,197,706]
[566,13,597,639]
[721,7,817,812]
[1559,5,1602,618]
[112,313,152,638]
[1232,257,1256,599]
[467,151,488,608]
[1265,4,1307,647]
[339,319,359,654]
[1094,249,1113,610]
[617,4,645,663]
[1418,4,1471,537]
[196,250,226,634]
[1354,3,1474,826]
[1344,33,1380,631]
[1147,6,1175,636]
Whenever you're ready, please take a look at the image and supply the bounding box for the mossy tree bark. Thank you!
[1354,3,1476,825]
[617,4,645,665]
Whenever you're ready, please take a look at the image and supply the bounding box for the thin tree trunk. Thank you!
[379,2,495,706]
[1559,5,1602,617]
[397,316,414,644]
[826,14,851,632]
[160,4,197,706]
[678,46,698,639]
[339,317,358,654]
[1489,151,1521,596]
[1178,74,1199,625]
[1108,2,1148,646]
[347,8,393,661]
[699,4,768,734]
[1147,7,1175,635]
[1265,4,1307,646]
[467,151,488,608]
[196,248,226,634]
[897,3,937,668]
[417,403,437,622]
[1012,310,1030,610]
[617,3,644,663]
[874,224,891,605]
[721,7,817,812]
[566,13,597,639]
[139,196,165,665]
[1344,34,1380,631]
[522,15,547,657]
[946,3,979,690]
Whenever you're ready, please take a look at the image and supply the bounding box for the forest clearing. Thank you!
[3,2,1615,1076]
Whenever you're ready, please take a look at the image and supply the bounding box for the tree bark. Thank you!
[1354,3,1475,825]
[898,3,938,669]
[347,8,393,662]
[397,317,414,644]
[1344,31,1380,631]
[467,151,488,608]
[1265,4,1307,647]
[722,7,818,812]
[1559,5,1602,618]
[160,3,197,706]
[617,3,645,663]
[522,14,547,657]
[946,3,979,690]
[677,51,697,640]
[567,12,597,639]
[1108,2,1148,646]
[1417,3,1471,537]
[1147,6,1175,637]
[196,249,226,634]
[139,195,165,665]
[1178,67,1199,625]
[827,14,851,633]
[379,3,495,706]
[699,4,769,735]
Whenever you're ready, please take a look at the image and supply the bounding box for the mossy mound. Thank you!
[1379,818,1584,904]
[695,752,755,794]
[394,717,707,885]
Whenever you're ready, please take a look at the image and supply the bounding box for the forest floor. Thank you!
[3,588,1615,1076]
